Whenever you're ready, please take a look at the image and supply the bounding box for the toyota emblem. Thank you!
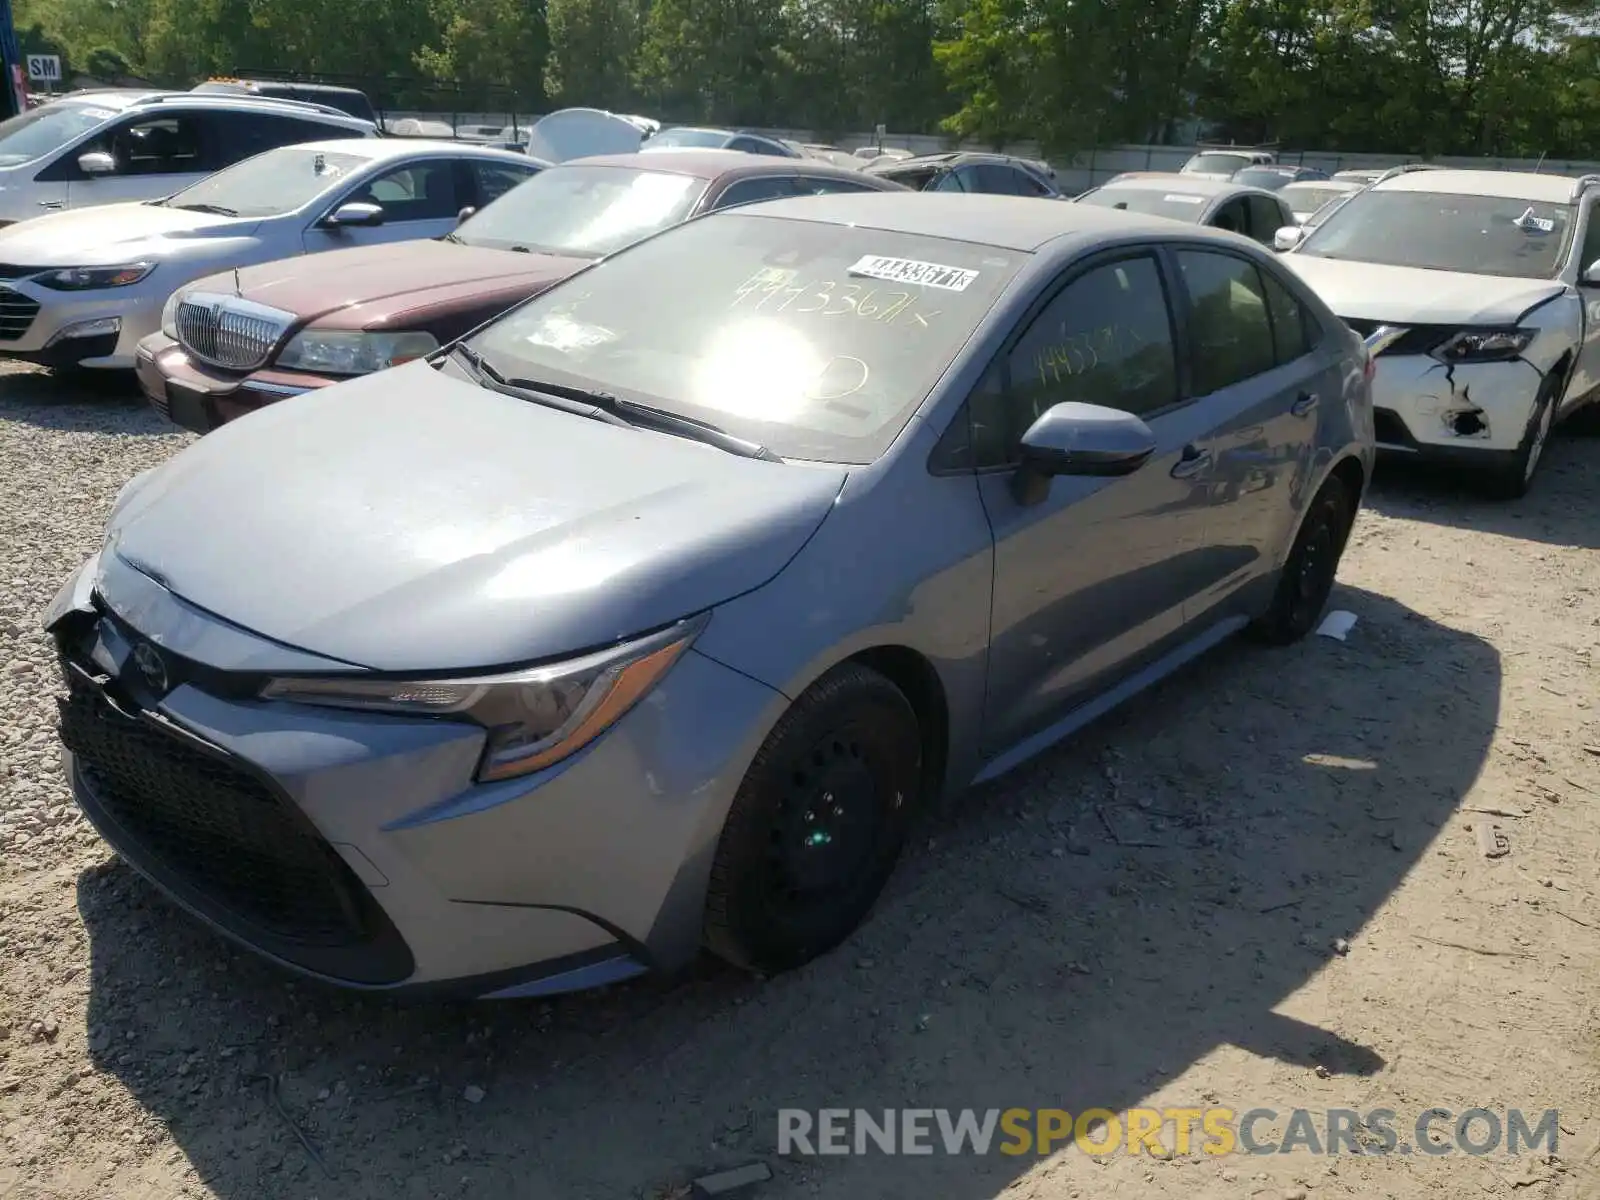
[132,642,169,695]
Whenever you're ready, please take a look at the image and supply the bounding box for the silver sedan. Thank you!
[0,138,539,370]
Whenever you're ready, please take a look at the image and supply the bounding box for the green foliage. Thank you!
[11,0,1600,156]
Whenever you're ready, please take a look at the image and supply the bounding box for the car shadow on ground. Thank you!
[0,367,162,430]
[1364,430,1600,549]
[74,583,1497,1199]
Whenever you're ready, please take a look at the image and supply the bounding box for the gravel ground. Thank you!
[2,362,1599,1200]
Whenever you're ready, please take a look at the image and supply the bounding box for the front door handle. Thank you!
[1170,444,1212,479]
[1291,391,1319,417]
[37,199,64,209]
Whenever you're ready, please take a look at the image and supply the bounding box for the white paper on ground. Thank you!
[1315,610,1358,641]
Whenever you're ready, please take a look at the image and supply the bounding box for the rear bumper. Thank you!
[136,333,337,433]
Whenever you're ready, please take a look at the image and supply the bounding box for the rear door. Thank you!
[301,157,465,253]
[971,251,1218,754]
[1170,246,1328,616]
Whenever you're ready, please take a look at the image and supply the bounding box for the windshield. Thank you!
[161,147,368,218]
[0,101,119,168]
[1281,184,1353,216]
[1184,153,1252,175]
[1078,187,1209,223]
[1300,189,1575,278]
[466,212,1025,463]
[457,165,706,258]
[645,128,730,150]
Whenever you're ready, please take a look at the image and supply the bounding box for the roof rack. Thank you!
[1371,162,1446,186]
[141,91,365,123]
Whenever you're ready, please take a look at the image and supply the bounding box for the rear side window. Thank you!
[1209,198,1249,236]
[207,112,351,165]
[973,164,1019,194]
[1176,250,1276,394]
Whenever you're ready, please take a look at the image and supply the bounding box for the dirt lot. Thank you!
[1,364,1598,1200]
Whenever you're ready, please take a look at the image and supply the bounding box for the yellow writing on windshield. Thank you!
[731,269,940,328]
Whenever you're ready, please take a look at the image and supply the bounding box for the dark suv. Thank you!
[863,151,1061,198]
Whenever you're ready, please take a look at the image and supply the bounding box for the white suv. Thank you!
[1281,168,1600,497]
[0,90,376,226]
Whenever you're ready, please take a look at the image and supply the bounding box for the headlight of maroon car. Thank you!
[274,329,440,376]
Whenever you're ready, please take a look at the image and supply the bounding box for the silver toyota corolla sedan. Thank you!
[45,195,1375,999]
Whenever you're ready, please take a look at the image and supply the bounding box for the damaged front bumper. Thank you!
[1369,354,1541,456]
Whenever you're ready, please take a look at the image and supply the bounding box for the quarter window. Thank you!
[1176,250,1277,394]
[971,255,1179,466]
[1261,269,1314,364]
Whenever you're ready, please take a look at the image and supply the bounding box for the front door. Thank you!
[301,158,466,254]
[975,252,1216,756]
[1169,248,1325,615]
[1564,196,1600,410]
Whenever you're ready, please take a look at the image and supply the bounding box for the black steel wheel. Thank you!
[1251,474,1354,645]
[704,663,922,974]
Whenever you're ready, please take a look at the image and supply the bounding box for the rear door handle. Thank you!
[37,200,63,209]
[1170,444,1212,479]
[1291,391,1319,417]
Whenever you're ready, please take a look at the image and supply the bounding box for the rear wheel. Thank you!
[704,663,922,974]
[1251,474,1354,645]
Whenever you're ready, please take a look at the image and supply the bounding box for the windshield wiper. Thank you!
[171,202,239,217]
[448,344,781,462]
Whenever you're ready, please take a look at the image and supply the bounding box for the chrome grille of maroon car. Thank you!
[174,292,295,372]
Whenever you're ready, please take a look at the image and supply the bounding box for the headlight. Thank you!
[34,262,155,291]
[259,614,707,781]
[160,290,185,340]
[275,329,439,376]
[1430,328,1535,364]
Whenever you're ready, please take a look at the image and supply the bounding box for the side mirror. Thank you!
[1581,258,1600,287]
[456,206,476,225]
[1011,402,1157,505]
[1273,225,1305,252]
[325,201,385,229]
[77,151,116,176]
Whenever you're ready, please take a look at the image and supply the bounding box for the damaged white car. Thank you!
[1277,168,1600,497]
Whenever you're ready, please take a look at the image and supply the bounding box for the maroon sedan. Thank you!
[137,150,908,433]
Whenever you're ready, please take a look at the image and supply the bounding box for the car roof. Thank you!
[1372,168,1576,203]
[554,148,878,182]
[272,138,530,163]
[51,88,175,109]
[1090,176,1276,200]
[726,192,1257,252]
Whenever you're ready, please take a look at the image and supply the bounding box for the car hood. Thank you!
[103,360,846,672]
[0,202,258,265]
[1284,255,1567,325]
[211,240,593,328]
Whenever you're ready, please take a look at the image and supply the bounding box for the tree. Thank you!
[544,0,642,109]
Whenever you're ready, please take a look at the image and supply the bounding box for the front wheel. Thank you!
[1483,375,1558,500]
[1251,474,1355,645]
[703,663,923,975]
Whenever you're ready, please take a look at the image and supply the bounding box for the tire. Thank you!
[703,663,923,975]
[1250,474,1354,646]
[1483,374,1558,500]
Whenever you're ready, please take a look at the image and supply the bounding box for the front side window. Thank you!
[346,160,460,221]
[970,255,1178,467]
[467,213,1026,463]
[1176,250,1276,394]
[456,164,706,258]
[1246,195,1288,243]
[1299,189,1575,278]
[159,146,368,218]
[931,169,967,194]
[472,160,539,206]
[91,116,203,176]
[715,176,798,209]
[0,101,119,167]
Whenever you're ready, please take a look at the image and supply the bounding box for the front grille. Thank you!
[1342,317,1451,358]
[0,286,39,341]
[175,293,292,371]
[58,671,370,947]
